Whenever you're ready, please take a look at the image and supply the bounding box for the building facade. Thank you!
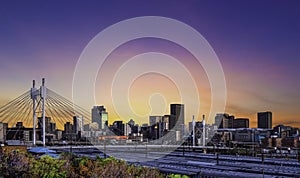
[73,116,84,133]
[170,104,184,131]
[233,118,249,128]
[215,113,229,128]
[258,111,272,129]
[92,106,108,130]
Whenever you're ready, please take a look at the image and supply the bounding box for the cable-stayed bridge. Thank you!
[1,79,300,177]
[0,78,92,146]
[0,88,91,128]
[0,78,186,147]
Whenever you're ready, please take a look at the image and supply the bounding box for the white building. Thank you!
[124,123,132,136]
[92,106,108,130]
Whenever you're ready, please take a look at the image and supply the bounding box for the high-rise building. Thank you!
[50,123,56,133]
[73,116,84,133]
[258,111,272,129]
[131,124,140,134]
[149,116,168,139]
[164,115,175,130]
[128,119,135,127]
[92,106,108,130]
[64,122,73,134]
[111,121,124,136]
[38,117,52,133]
[215,113,229,128]
[124,123,132,136]
[149,116,162,126]
[170,104,184,130]
[170,104,185,139]
[162,115,169,132]
[233,118,249,128]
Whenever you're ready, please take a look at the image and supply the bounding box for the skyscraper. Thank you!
[170,104,185,137]
[64,122,73,134]
[164,115,175,130]
[92,106,108,130]
[162,115,169,132]
[124,123,132,136]
[215,113,229,128]
[73,116,84,133]
[257,111,272,129]
[149,116,162,126]
[38,117,51,133]
[170,104,184,125]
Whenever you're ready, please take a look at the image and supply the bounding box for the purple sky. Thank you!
[0,1,300,127]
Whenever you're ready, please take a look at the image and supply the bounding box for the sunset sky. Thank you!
[0,1,300,128]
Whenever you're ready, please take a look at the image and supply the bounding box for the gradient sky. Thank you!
[0,0,300,128]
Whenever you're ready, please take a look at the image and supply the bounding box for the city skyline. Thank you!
[0,80,293,130]
[0,1,300,128]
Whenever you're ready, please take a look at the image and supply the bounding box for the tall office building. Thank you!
[170,104,185,139]
[257,111,272,129]
[38,117,52,133]
[170,104,185,130]
[92,106,108,130]
[215,113,229,128]
[149,115,169,139]
[64,122,73,134]
[162,115,169,132]
[124,123,132,136]
[50,123,56,133]
[149,116,162,126]
[112,121,124,136]
[73,116,84,133]
[164,115,175,130]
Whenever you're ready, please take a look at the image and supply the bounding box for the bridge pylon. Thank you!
[31,78,47,147]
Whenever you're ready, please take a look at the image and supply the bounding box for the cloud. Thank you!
[273,120,300,128]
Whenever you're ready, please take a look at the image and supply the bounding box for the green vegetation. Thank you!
[167,174,189,178]
[29,156,67,178]
[0,150,188,178]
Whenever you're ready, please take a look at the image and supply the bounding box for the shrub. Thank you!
[0,150,31,177]
[28,155,67,178]
[0,150,188,178]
